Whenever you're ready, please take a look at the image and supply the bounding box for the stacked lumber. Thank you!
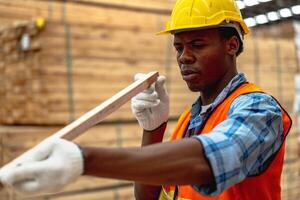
[0,0,174,125]
[0,20,48,125]
[238,35,297,108]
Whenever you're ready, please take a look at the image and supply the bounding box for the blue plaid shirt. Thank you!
[189,73,284,196]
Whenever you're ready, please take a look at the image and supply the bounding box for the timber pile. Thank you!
[238,36,297,109]
[0,0,299,200]
[0,20,48,125]
[0,0,195,125]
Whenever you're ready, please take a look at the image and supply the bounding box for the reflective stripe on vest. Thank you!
[159,83,292,200]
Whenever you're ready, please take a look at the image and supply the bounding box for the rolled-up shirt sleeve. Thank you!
[192,93,284,196]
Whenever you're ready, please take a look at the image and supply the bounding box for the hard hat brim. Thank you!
[157,19,250,36]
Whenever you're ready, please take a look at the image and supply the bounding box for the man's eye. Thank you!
[175,46,183,52]
[192,43,204,48]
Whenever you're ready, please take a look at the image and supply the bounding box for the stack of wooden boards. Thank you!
[0,19,47,125]
[0,0,299,199]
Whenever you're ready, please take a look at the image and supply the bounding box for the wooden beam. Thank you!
[0,71,159,189]
[54,71,158,140]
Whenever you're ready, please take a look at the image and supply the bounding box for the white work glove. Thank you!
[0,138,84,194]
[131,73,169,131]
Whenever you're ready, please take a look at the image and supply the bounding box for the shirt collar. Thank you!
[190,73,247,118]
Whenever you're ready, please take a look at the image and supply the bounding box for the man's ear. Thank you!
[226,36,239,56]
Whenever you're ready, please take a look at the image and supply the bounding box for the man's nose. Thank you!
[178,48,196,64]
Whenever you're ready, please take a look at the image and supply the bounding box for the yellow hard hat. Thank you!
[158,0,250,36]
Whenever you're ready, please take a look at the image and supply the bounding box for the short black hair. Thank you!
[218,27,244,56]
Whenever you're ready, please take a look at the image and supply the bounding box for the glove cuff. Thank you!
[69,144,84,178]
[59,140,84,184]
[75,144,86,174]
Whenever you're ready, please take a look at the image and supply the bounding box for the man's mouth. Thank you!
[181,70,199,81]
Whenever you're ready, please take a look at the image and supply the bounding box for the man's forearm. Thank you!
[82,137,213,186]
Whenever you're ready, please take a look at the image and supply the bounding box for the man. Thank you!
[0,0,292,199]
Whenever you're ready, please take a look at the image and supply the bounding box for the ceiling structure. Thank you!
[237,0,300,27]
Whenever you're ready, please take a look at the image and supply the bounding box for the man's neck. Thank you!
[200,70,238,105]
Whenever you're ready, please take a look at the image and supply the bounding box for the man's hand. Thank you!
[0,139,83,194]
[131,73,169,131]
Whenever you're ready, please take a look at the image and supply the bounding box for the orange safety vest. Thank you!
[159,83,292,200]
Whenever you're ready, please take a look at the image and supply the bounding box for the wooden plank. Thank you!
[0,71,158,178]
[56,71,158,140]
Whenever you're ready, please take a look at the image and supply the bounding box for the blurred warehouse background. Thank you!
[0,0,300,199]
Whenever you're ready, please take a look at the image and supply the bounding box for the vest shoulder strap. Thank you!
[171,83,263,139]
[201,83,262,133]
